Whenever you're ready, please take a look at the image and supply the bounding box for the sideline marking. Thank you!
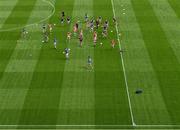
[111,0,136,126]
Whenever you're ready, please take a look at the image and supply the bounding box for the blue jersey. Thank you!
[54,38,57,43]
[88,57,92,64]
[65,48,70,54]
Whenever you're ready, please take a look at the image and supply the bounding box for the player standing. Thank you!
[90,19,94,32]
[111,39,116,48]
[96,18,100,29]
[113,17,117,25]
[67,32,72,41]
[98,16,102,24]
[87,56,93,70]
[93,31,97,47]
[67,16,71,24]
[54,37,57,49]
[42,24,46,33]
[73,23,78,35]
[48,24,53,32]
[42,32,49,43]
[63,48,71,60]
[21,28,28,39]
[85,13,88,22]
[79,29,83,47]
[61,11,65,17]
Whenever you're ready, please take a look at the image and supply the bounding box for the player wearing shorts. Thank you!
[67,17,71,24]
[79,30,83,47]
[63,48,70,59]
[111,39,116,48]
[54,37,57,49]
[85,13,88,22]
[87,56,93,70]
[73,23,78,35]
[48,24,53,32]
[93,31,97,47]
[67,32,72,41]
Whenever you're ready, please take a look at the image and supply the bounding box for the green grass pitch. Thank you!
[0,0,180,129]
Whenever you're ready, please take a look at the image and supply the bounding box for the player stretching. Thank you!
[93,31,97,47]
[87,56,93,70]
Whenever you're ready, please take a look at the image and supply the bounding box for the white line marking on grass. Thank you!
[111,0,136,126]
[137,125,180,127]
[0,124,180,128]
[0,0,55,32]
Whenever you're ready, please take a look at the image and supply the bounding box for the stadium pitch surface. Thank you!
[0,0,180,129]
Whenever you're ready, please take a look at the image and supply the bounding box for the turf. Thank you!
[0,0,180,129]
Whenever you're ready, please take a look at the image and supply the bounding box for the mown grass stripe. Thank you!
[149,0,180,63]
[0,0,38,126]
[0,0,18,28]
[93,0,132,127]
[131,0,180,124]
[17,0,73,128]
[113,0,172,124]
[167,0,180,18]
[0,0,37,79]
[57,0,95,126]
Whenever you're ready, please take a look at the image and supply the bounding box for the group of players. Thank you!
[21,11,119,70]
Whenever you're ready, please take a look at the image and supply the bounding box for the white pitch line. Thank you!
[0,124,180,128]
[0,0,55,32]
[137,124,180,127]
[0,125,131,127]
[110,0,136,126]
